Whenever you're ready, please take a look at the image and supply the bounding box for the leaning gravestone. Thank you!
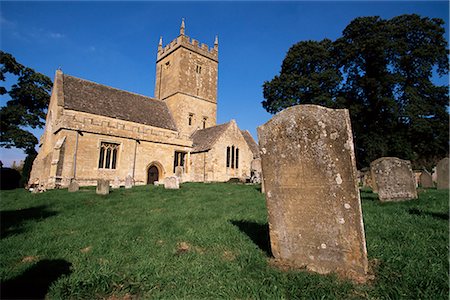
[370,157,417,201]
[112,176,120,189]
[164,176,179,189]
[125,175,133,189]
[96,179,110,195]
[68,179,79,192]
[258,104,368,282]
[419,170,433,188]
[436,157,449,189]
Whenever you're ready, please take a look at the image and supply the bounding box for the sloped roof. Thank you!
[62,74,178,131]
[191,122,231,152]
[241,130,260,159]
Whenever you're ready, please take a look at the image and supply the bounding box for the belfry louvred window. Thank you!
[98,142,119,169]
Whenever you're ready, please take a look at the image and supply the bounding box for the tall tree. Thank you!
[0,51,52,154]
[262,14,449,169]
[262,39,342,114]
[0,51,52,184]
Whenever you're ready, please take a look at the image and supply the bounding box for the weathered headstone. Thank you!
[175,166,184,182]
[125,175,133,189]
[370,157,417,201]
[164,176,179,189]
[258,104,368,282]
[250,158,262,184]
[154,181,160,186]
[68,179,79,192]
[419,170,433,188]
[436,157,449,189]
[112,176,120,189]
[96,179,110,195]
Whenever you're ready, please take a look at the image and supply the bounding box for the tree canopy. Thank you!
[0,51,52,154]
[262,14,449,169]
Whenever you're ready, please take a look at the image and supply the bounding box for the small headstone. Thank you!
[154,181,160,186]
[250,158,262,184]
[125,175,133,189]
[96,179,110,195]
[175,166,184,182]
[258,104,368,282]
[68,180,79,192]
[112,176,120,189]
[436,157,449,189]
[419,170,433,188]
[370,157,417,201]
[164,176,179,189]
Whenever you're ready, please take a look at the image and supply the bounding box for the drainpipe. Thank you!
[203,152,206,182]
[132,140,139,179]
[73,131,79,179]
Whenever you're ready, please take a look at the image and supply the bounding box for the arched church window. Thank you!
[226,147,230,168]
[98,142,119,169]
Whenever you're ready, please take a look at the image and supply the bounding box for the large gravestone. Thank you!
[419,170,433,188]
[370,157,417,201]
[257,104,368,282]
[96,179,110,195]
[164,176,179,189]
[436,158,449,189]
[68,179,79,192]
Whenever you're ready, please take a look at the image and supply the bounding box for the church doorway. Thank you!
[147,165,159,184]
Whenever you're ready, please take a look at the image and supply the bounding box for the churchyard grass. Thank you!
[1,183,448,299]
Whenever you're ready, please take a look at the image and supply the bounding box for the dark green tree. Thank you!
[0,51,52,183]
[262,14,449,169]
[262,39,342,113]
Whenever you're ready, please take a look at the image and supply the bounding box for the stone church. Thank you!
[29,21,259,188]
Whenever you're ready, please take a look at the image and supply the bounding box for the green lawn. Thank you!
[0,183,448,299]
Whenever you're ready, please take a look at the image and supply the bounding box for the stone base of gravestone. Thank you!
[258,104,368,282]
[419,170,433,188]
[370,157,417,201]
[164,176,179,189]
[96,179,110,195]
[68,180,79,192]
[112,176,120,189]
[436,157,449,189]
[125,175,133,189]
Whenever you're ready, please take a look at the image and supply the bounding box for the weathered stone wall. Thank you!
[155,36,218,137]
[207,121,253,181]
[165,93,216,136]
[189,121,253,182]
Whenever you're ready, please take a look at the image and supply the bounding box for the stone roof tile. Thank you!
[62,74,178,131]
[241,130,260,158]
[191,122,231,152]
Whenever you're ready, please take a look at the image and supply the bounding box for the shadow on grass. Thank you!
[359,189,379,201]
[0,205,57,238]
[0,259,72,299]
[230,220,273,257]
[407,208,449,221]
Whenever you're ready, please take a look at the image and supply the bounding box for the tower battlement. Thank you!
[157,19,218,62]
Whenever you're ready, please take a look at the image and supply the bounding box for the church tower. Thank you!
[155,19,218,136]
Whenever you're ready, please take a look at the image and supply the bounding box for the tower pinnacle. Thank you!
[214,35,219,50]
[180,18,185,36]
[158,36,163,50]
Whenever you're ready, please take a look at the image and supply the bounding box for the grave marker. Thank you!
[258,104,368,282]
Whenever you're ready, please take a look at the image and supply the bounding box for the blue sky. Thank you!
[1,1,448,167]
